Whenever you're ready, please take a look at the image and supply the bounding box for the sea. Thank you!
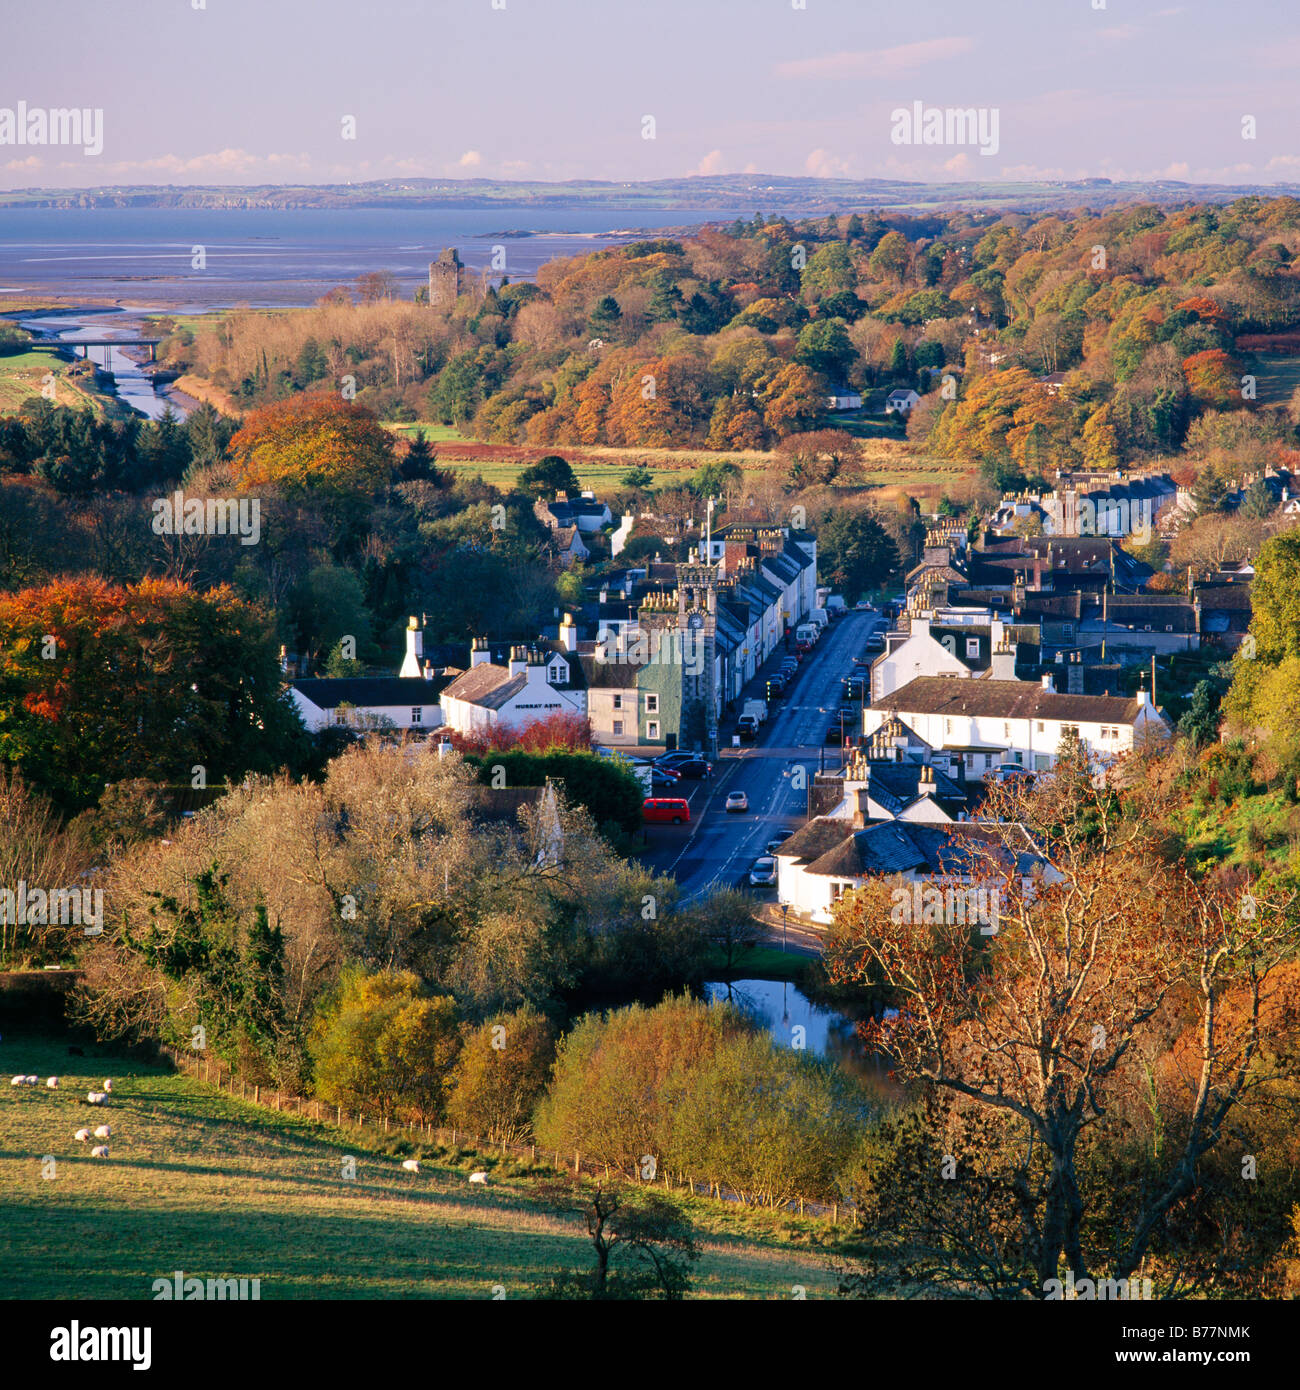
[0,206,744,310]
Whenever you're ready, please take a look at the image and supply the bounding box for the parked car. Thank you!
[825,723,845,745]
[650,772,684,794]
[864,634,885,653]
[766,832,793,855]
[724,791,749,813]
[736,715,759,741]
[854,599,872,610]
[642,797,691,825]
[651,762,681,779]
[672,758,712,779]
[748,856,777,886]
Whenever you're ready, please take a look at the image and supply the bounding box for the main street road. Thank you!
[640,609,878,904]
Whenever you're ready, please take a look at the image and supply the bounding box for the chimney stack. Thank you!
[470,637,492,669]
[1041,673,1054,692]
[509,646,528,677]
[400,615,423,678]
[559,612,578,652]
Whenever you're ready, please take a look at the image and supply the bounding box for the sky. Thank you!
[1,0,1298,190]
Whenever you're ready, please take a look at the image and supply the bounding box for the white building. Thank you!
[885,388,921,414]
[290,616,448,732]
[775,817,1045,926]
[439,622,588,736]
[871,614,1021,701]
[864,675,1170,777]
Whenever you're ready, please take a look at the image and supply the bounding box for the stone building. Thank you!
[428,248,463,309]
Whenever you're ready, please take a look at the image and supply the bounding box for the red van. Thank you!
[643,797,691,825]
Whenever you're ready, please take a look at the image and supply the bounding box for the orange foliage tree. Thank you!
[228,395,395,495]
[0,577,303,809]
[826,739,1299,1297]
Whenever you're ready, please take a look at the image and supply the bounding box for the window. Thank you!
[1004,722,1011,739]
[1036,721,1045,733]
[612,694,622,710]
[612,720,624,736]
[1062,623,1074,639]
[966,638,980,658]
[411,707,423,725]
[645,693,660,714]
[1061,723,1078,738]
[334,708,348,726]
[547,662,566,685]
[646,720,660,741]
[945,717,954,735]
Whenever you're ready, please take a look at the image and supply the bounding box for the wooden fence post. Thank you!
[574,1151,580,1174]
[337,1105,341,1126]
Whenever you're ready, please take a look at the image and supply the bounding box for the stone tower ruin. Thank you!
[428,248,463,309]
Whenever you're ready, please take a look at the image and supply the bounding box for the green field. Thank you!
[0,350,110,415]
[0,1034,840,1300]
[1250,353,1300,406]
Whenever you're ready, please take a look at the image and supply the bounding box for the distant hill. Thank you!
[5,173,1300,216]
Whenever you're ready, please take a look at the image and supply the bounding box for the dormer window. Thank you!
[547,657,568,685]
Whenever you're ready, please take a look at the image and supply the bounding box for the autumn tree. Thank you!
[826,747,1299,1298]
[228,395,395,496]
[446,1004,555,1143]
[310,967,462,1123]
[0,577,305,810]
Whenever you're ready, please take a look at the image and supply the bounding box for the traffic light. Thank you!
[765,681,773,702]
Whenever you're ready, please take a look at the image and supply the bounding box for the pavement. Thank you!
[636,609,882,912]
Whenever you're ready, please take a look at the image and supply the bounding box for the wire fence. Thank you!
[159,1044,857,1226]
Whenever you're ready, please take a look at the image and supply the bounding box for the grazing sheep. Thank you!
[468,1171,489,1185]
[74,1129,91,1143]
[25,1074,38,1085]
[90,1145,109,1158]
[102,1079,113,1092]
[46,1077,59,1088]
[86,1091,106,1105]
[401,1159,420,1173]
[10,1076,23,1086]
[93,1124,111,1140]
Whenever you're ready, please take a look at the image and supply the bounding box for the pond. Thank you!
[704,977,894,1085]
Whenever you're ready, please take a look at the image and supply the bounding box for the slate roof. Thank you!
[441,665,527,710]
[802,820,1040,880]
[873,676,1147,725]
[292,676,450,710]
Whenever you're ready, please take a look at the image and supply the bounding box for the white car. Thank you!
[724,791,749,813]
[748,856,777,886]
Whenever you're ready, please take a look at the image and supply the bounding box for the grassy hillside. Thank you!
[0,350,108,415]
[0,1034,839,1300]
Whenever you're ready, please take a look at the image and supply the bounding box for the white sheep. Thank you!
[468,1171,489,1185]
[90,1145,108,1158]
[401,1159,420,1173]
[102,1079,113,1092]
[10,1076,22,1086]
[46,1077,59,1088]
[74,1128,91,1142]
[25,1074,38,1085]
[93,1124,111,1140]
[86,1091,106,1105]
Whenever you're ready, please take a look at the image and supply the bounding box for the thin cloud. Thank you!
[775,36,973,81]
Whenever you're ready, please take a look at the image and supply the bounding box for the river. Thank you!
[14,306,200,422]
